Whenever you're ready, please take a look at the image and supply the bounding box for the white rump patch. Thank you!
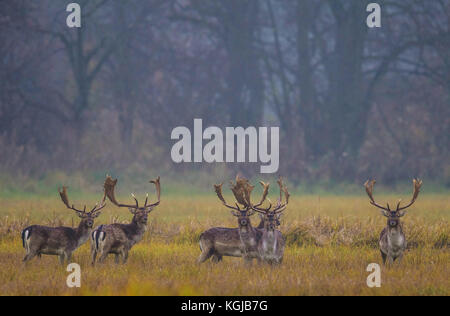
[24,229,31,253]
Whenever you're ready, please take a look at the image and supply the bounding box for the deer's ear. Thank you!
[276,213,283,225]
[92,212,102,218]
[145,207,154,214]
[380,210,389,217]
[77,212,86,219]
[230,210,239,217]
[129,208,137,215]
[397,211,406,218]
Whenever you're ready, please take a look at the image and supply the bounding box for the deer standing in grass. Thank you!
[251,177,289,265]
[21,187,105,265]
[256,213,282,230]
[364,179,422,266]
[198,175,268,264]
[91,176,160,265]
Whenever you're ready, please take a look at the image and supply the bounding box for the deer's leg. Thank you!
[91,248,97,266]
[98,243,112,264]
[23,251,38,263]
[381,251,387,265]
[211,254,222,263]
[197,240,214,264]
[122,250,129,264]
[91,252,97,266]
[23,242,40,263]
[396,253,404,265]
[98,247,110,263]
[269,259,276,266]
[243,255,253,266]
[392,253,403,266]
[387,254,394,267]
[98,254,108,263]
[59,254,65,266]
[114,254,120,264]
[198,248,214,264]
[23,254,31,263]
[98,251,109,263]
[65,252,72,264]
[90,238,97,266]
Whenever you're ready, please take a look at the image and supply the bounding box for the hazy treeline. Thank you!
[0,0,449,187]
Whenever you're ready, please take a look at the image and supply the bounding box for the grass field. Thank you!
[0,193,448,296]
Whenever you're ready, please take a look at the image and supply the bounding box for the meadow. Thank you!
[0,193,448,296]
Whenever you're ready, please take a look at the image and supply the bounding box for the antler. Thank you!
[396,178,422,212]
[230,175,252,207]
[88,198,106,215]
[215,175,256,211]
[253,181,270,208]
[104,176,137,209]
[215,175,274,217]
[145,177,161,208]
[59,186,85,215]
[364,179,390,211]
[104,175,161,212]
[251,177,289,214]
[214,183,240,211]
[58,186,106,217]
[272,177,289,214]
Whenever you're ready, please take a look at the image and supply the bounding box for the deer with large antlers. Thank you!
[250,177,289,265]
[198,175,268,264]
[21,187,105,265]
[90,175,161,265]
[364,178,422,265]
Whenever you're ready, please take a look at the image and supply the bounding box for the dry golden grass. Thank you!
[0,194,448,296]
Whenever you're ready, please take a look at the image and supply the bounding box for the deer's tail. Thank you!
[21,226,32,253]
[92,225,106,252]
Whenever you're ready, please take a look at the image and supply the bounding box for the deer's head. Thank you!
[214,175,255,228]
[262,212,283,231]
[104,176,161,226]
[58,186,105,228]
[364,179,422,228]
[213,175,257,228]
[214,175,288,230]
[251,177,290,232]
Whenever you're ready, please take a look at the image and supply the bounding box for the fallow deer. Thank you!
[91,175,161,265]
[256,213,282,229]
[364,178,422,265]
[198,175,268,264]
[21,187,105,265]
[250,177,289,265]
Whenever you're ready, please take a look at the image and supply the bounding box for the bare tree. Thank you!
[31,0,125,132]
[106,0,166,146]
[171,0,264,127]
[262,0,434,179]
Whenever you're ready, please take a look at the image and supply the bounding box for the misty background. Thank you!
[0,0,449,195]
